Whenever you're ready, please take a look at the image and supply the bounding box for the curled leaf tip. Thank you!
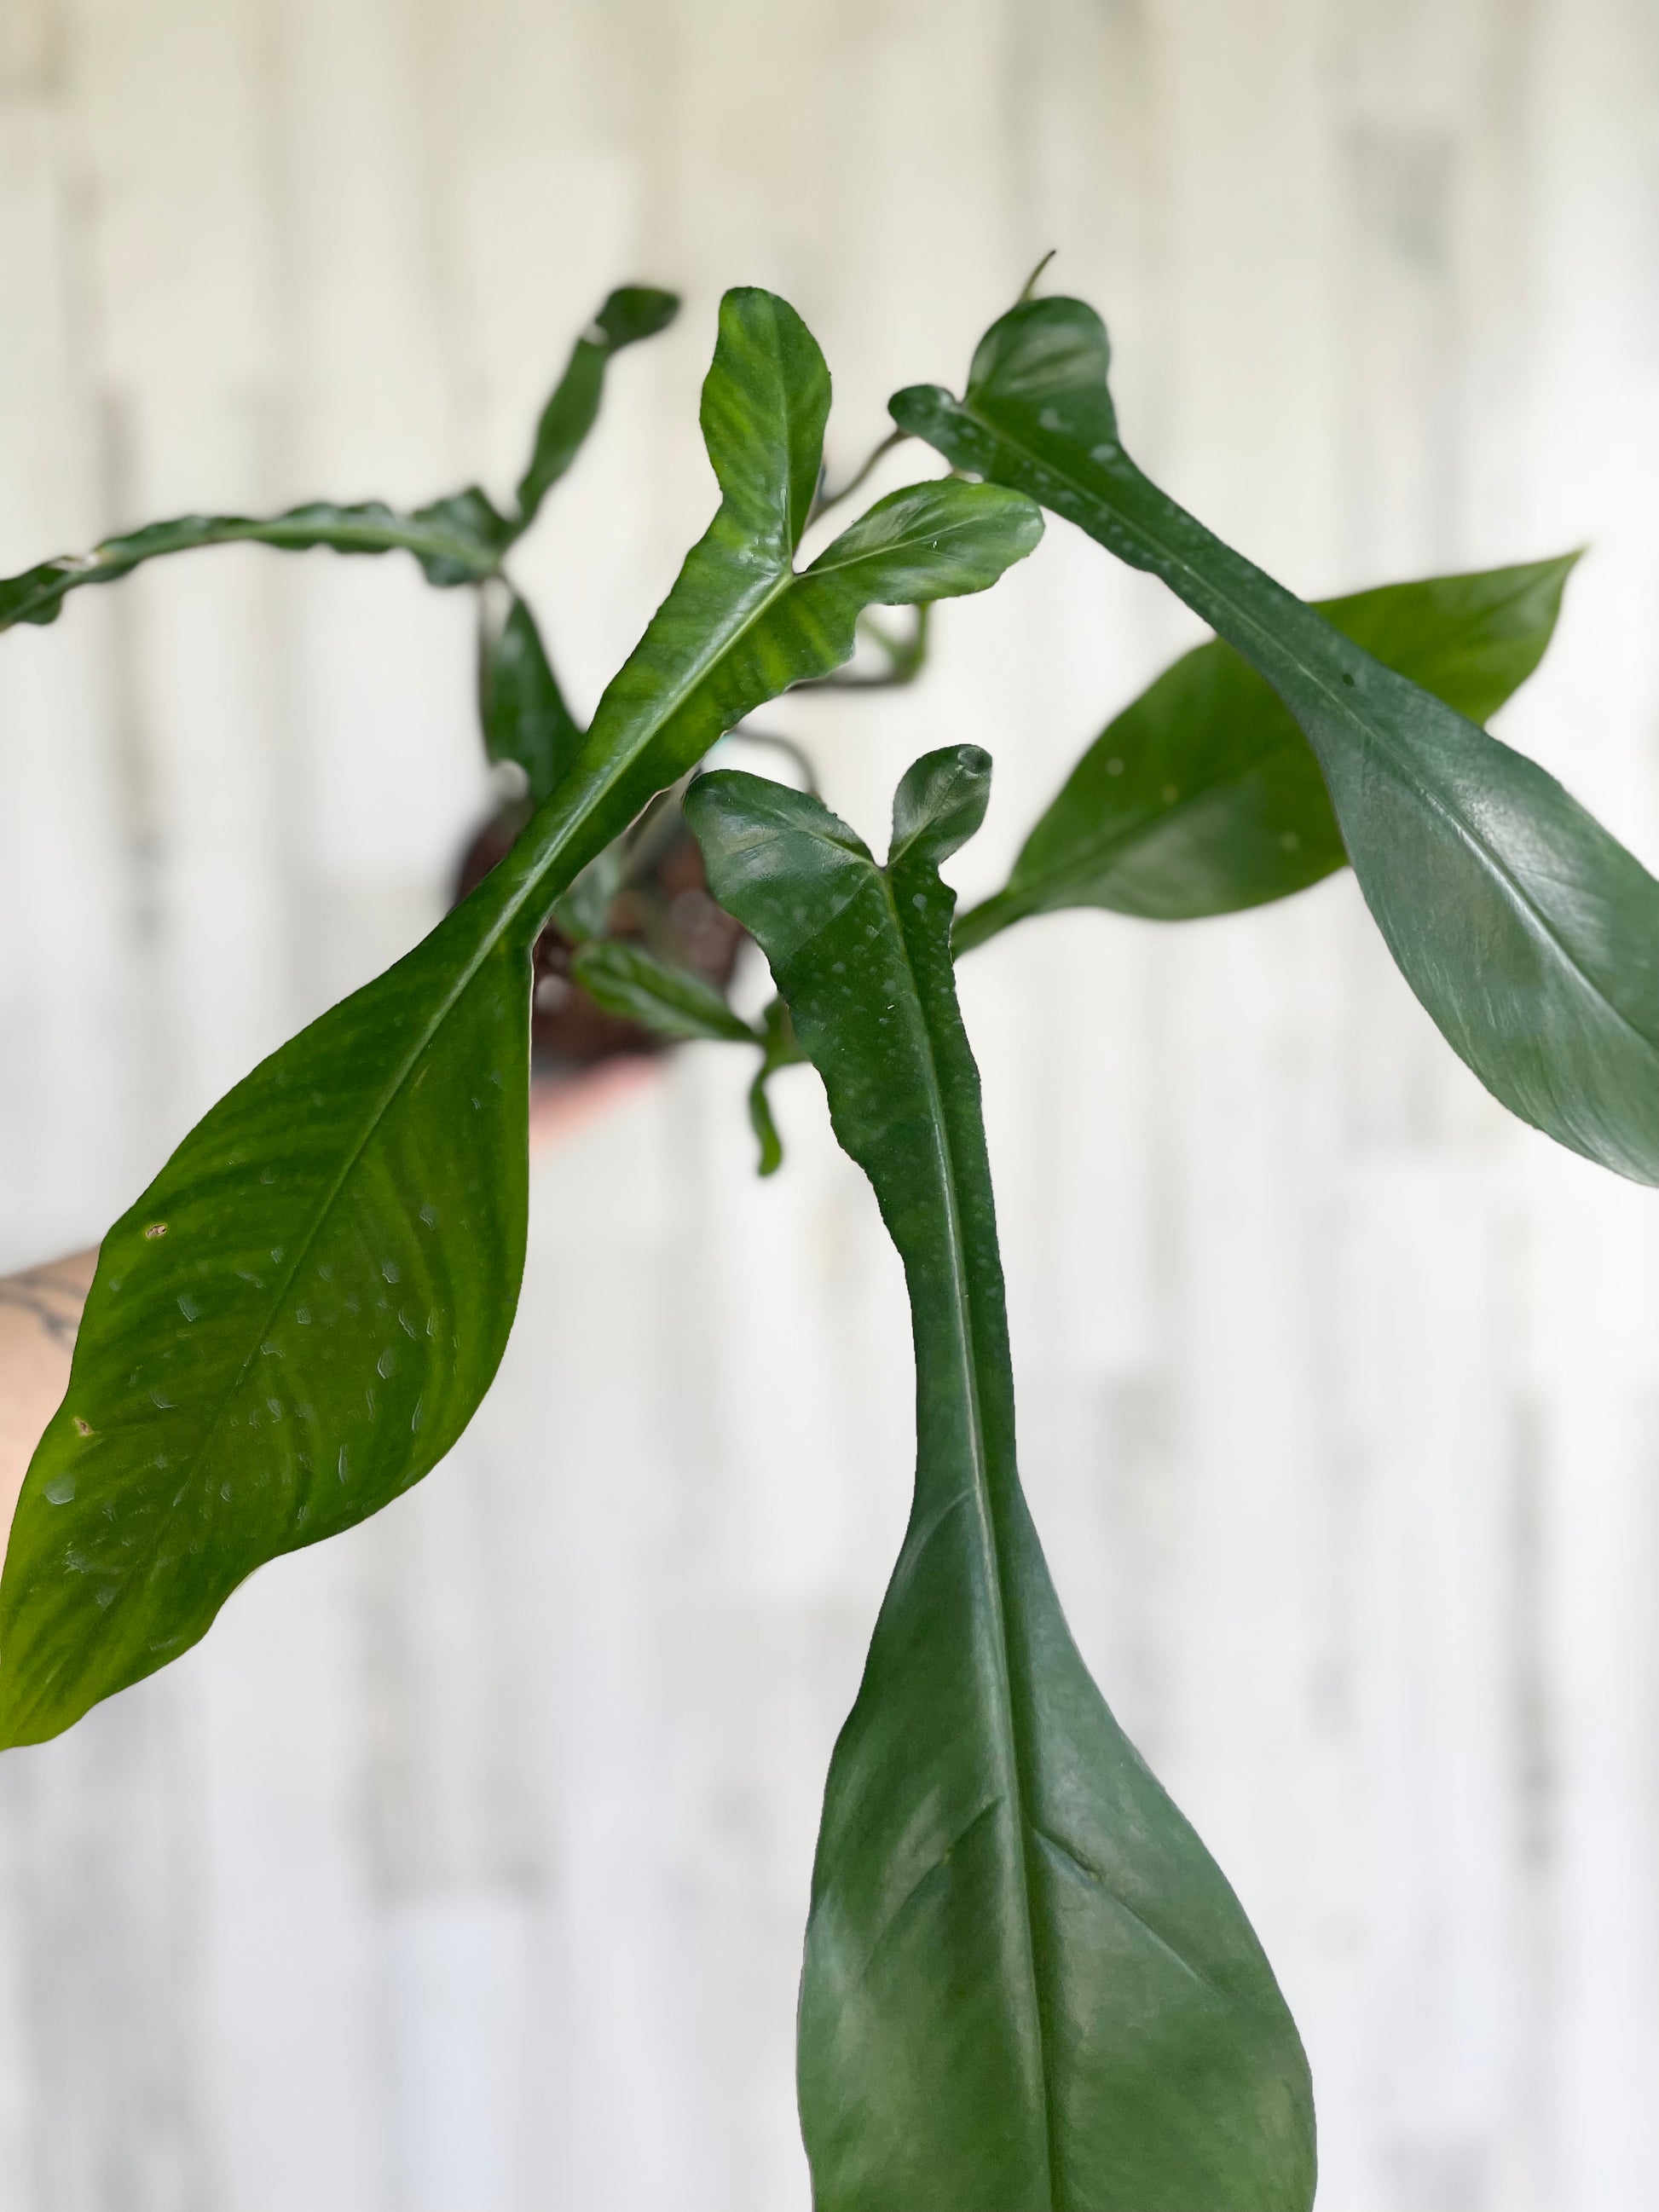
[1018,246,1058,301]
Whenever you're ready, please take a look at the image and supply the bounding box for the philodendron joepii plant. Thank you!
[3,269,1634,2209]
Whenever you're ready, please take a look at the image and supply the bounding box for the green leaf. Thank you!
[0,852,537,1749]
[515,284,680,529]
[478,587,583,801]
[548,842,626,945]
[1,287,1040,1747]
[956,555,1577,947]
[897,302,1659,1185]
[0,494,515,631]
[747,995,806,1175]
[0,282,682,631]
[570,939,757,1043]
[687,754,1315,2212]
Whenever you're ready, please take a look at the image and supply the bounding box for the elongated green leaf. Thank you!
[956,555,1576,948]
[0,287,1040,1747]
[515,284,680,528]
[748,996,806,1175]
[571,939,757,1042]
[479,588,583,800]
[687,754,1315,2212]
[896,304,1659,1185]
[0,494,514,631]
[0,284,681,632]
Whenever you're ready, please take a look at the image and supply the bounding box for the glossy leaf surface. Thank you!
[896,302,1659,1183]
[0,864,536,1747]
[515,284,679,528]
[0,494,514,631]
[1,287,1040,1745]
[688,754,1315,2212]
[956,555,1576,947]
[479,588,583,801]
[571,939,757,1043]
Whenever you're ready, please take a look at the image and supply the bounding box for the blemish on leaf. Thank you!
[72,1417,93,1437]
[143,1222,168,1239]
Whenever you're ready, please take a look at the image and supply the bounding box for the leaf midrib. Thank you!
[874,863,1057,2207]
[955,393,1659,1078]
[47,540,816,1678]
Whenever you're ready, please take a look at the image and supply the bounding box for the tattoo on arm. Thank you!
[0,1268,91,1352]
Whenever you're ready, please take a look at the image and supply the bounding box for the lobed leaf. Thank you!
[688,754,1315,2212]
[0,288,1040,1746]
[956,555,1576,948]
[895,303,1659,1184]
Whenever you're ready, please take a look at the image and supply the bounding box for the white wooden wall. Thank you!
[2,2,1658,2205]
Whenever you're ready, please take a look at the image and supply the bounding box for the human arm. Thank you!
[0,1250,96,1548]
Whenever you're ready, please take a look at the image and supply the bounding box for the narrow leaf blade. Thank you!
[0,497,512,631]
[515,285,679,528]
[899,302,1659,1184]
[746,996,805,1175]
[688,758,1315,2212]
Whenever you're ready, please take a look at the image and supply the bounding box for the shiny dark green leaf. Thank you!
[571,939,756,1043]
[897,301,1659,1184]
[688,754,1315,2212]
[956,555,1577,948]
[478,588,582,801]
[1,287,1039,1747]
[0,494,513,632]
[515,284,680,528]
